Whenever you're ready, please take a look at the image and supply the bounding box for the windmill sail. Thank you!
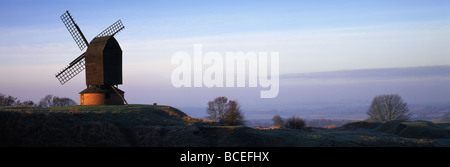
[56,11,124,85]
[61,11,89,51]
[96,20,125,38]
[55,53,86,85]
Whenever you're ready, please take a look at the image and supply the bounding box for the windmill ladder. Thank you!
[111,86,129,107]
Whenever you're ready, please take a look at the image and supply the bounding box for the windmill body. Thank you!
[85,36,122,86]
[56,11,127,105]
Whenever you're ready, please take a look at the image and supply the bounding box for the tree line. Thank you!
[271,94,415,129]
[0,93,77,107]
[205,94,415,128]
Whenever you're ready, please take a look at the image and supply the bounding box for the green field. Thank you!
[1,105,450,147]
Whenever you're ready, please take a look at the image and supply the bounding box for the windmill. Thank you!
[56,11,128,106]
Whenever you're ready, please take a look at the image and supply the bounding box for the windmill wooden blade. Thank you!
[61,11,89,51]
[96,20,125,38]
[55,53,86,85]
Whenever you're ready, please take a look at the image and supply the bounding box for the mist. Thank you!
[2,65,449,120]
[174,65,450,119]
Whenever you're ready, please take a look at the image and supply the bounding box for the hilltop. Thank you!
[1,104,450,147]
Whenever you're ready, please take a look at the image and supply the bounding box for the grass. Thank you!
[1,105,450,147]
[0,104,207,146]
[375,120,450,139]
[338,120,381,130]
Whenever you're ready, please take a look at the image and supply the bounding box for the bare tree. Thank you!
[0,93,17,107]
[21,100,35,107]
[272,115,285,128]
[206,96,245,125]
[221,100,245,125]
[206,96,229,122]
[38,94,77,107]
[53,97,77,106]
[38,94,54,107]
[367,94,411,122]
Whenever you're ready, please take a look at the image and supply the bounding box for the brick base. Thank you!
[79,92,124,105]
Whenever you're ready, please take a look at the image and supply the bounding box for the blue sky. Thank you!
[1,0,449,68]
[2,0,448,39]
[0,0,449,116]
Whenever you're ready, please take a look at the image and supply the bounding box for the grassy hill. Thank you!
[1,104,450,147]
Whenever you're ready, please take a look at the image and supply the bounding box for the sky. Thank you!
[0,0,449,118]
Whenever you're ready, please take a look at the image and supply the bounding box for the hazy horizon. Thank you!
[2,65,449,120]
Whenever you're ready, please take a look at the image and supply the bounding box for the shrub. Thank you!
[285,116,306,129]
